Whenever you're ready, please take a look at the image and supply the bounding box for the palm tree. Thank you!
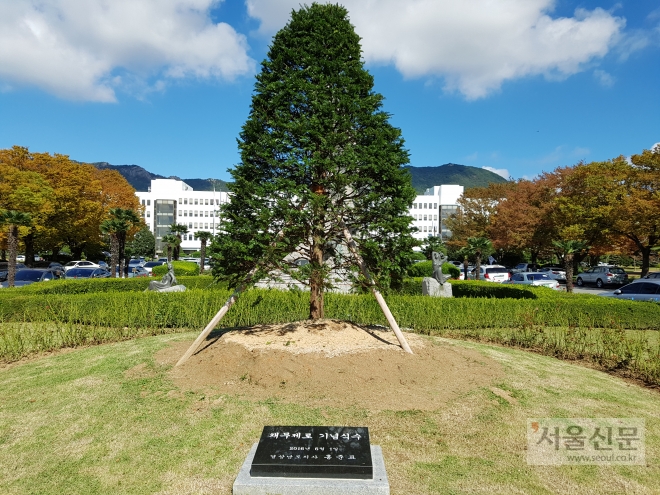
[0,210,32,287]
[161,234,180,262]
[553,239,589,293]
[169,223,189,260]
[101,208,141,278]
[194,231,213,272]
[466,236,492,281]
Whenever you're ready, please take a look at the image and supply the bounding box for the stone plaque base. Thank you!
[422,278,452,298]
[233,443,390,495]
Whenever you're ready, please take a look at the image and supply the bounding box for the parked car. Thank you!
[16,254,26,262]
[0,262,27,281]
[467,265,511,283]
[128,258,145,268]
[128,266,150,278]
[643,272,660,280]
[599,279,660,302]
[511,262,541,273]
[0,268,63,288]
[65,267,111,279]
[538,266,567,283]
[576,266,628,288]
[63,260,101,272]
[142,260,165,274]
[504,272,561,290]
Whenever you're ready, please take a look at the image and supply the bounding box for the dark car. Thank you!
[0,268,63,288]
[0,262,27,281]
[599,279,660,302]
[65,267,111,279]
[643,272,660,279]
[143,261,165,274]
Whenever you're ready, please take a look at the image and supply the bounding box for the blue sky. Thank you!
[1,0,658,183]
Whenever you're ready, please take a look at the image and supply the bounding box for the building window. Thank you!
[141,199,145,206]
[179,198,182,204]
[146,211,150,217]
[205,199,209,205]
[188,222,193,228]
[205,223,209,229]
[216,199,220,205]
[194,210,198,217]
[184,198,188,205]
[147,199,151,206]
[423,215,427,221]
[434,214,438,221]
[413,203,417,209]
[194,222,198,228]
[204,211,208,217]
[434,203,437,209]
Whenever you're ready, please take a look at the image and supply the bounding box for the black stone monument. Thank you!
[250,426,372,479]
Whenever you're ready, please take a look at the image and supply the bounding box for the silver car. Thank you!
[504,272,561,290]
[576,266,628,288]
[600,280,660,302]
[538,266,567,283]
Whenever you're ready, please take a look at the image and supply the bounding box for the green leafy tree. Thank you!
[126,224,155,259]
[169,223,189,261]
[161,234,180,262]
[421,236,446,260]
[194,231,213,272]
[0,210,31,287]
[466,237,493,280]
[212,4,416,319]
[553,239,589,293]
[100,208,141,278]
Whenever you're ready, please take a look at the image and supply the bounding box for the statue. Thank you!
[422,251,452,298]
[432,251,450,285]
[146,263,186,292]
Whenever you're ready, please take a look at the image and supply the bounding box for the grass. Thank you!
[1,332,658,494]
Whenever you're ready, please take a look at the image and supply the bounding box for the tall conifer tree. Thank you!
[212,3,417,319]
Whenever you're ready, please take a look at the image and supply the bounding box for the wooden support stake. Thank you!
[340,221,413,355]
[175,276,253,367]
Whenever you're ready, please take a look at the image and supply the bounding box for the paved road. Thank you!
[567,285,616,296]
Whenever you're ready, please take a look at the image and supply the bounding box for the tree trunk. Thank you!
[24,231,35,265]
[640,246,651,278]
[200,241,206,273]
[309,235,324,320]
[110,235,119,278]
[7,225,18,287]
[564,253,574,293]
[475,253,482,280]
[118,232,126,278]
[175,235,181,260]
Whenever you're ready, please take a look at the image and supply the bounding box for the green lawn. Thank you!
[1,332,658,494]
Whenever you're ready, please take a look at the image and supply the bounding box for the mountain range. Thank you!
[91,162,507,194]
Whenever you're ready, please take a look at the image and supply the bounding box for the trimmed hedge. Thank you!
[152,261,200,277]
[0,276,224,296]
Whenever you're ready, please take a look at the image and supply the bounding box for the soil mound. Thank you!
[156,320,502,411]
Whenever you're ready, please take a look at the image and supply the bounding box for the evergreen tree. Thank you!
[212,3,417,319]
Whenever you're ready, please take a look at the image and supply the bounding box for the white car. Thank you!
[467,265,510,283]
[63,260,101,272]
[538,266,567,283]
[505,272,561,290]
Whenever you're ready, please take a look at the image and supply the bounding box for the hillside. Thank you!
[91,162,230,192]
[91,161,504,194]
[406,163,508,193]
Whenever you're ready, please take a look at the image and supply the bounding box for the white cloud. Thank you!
[0,0,254,102]
[482,166,509,179]
[593,69,615,87]
[246,0,624,99]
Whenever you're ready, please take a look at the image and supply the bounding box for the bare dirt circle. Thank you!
[155,319,503,411]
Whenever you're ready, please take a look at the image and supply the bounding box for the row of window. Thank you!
[413,214,438,221]
[181,210,218,217]
[413,202,438,210]
[418,226,438,233]
[180,198,222,206]
[186,222,215,230]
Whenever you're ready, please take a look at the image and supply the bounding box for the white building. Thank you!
[136,178,463,254]
[136,179,230,255]
[409,185,464,241]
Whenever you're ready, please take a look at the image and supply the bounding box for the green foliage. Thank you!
[152,261,199,277]
[406,164,508,194]
[421,237,446,260]
[408,260,433,277]
[126,224,155,258]
[212,3,417,316]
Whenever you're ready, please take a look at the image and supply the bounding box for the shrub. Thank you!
[152,261,199,277]
[407,261,460,279]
